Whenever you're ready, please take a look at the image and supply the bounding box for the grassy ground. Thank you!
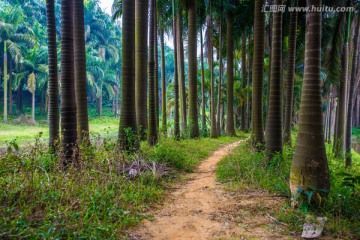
[0,107,119,146]
[216,133,360,238]
[0,134,243,239]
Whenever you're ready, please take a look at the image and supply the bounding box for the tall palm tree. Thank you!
[160,30,167,134]
[265,0,283,157]
[135,0,148,140]
[172,0,180,140]
[3,42,8,122]
[252,0,265,145]
[207,3,217,138]
[200,26,207,135]
[148,0,158,146]
[217,8,223,135]
[119,0,137,150]
[46,0,59,150]
[177,4,187,136]
[188,0,199,138]
[290,0,330,204]
[240,36,247,131]
[225,3,235,136]
[73,0,89,143]
[345,16,359,167]
[154,0,159,130]
[283,0,298,146]
[61,0,78,163]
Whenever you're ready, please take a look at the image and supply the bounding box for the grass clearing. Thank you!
[0,134,241,239]
[216,134,360,238]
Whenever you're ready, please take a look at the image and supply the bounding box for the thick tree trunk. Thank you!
[265,0,283,158]
[290,0,330,205]
[119,0,137,150]
[252,0,266,145]
[60,0,78,163]
[154,0,159,131]
[73,0,89,143]
[135,0,148,140]
[188,0,199,138]
[345,16,359,167]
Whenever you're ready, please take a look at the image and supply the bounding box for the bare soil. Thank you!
[128,140,297,240]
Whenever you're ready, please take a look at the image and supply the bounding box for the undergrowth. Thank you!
[0,134,241,239]
[216,135,360,238]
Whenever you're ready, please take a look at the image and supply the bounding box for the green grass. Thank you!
[0,134,241,239]
[216,134,360,238]
[0,115,119,146]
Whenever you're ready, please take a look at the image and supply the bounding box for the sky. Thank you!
[98,0,113,15]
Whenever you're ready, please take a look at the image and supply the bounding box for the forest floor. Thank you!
[128,140,300,240]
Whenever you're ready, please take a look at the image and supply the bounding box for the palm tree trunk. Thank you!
[3,42,8,122]
[73,0,89,143]
[154,0,159,131]
[172,0,180,140]
[8,62,12,117]
[148,0,158,146]
[60,0,78,164]
[119,0,137,150]
[333,42,348,158]
[32,91,35,122]
[135,0,148,141]
[241,36,247,131]
[177,7,187,136]
[345,16,359,167]
[188,0,199,138]
[200,27,206,135]
[217,16,223,136]
[283,0,298,146]
[265,0,283,158]
[160,31,167,135]
[225,9,235,136]
[290,0,330,204]
[252,0,266,145]
[207,4,217,138]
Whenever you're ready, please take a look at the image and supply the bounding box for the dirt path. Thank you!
[129,140,293,240]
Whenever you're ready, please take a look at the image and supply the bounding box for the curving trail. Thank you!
[129,140,292,240]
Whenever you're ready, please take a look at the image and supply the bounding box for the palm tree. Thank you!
[148,0,158,146]
[60,0,78,163]
[240,36,247,131]
[135,0,148,140]
[3,42,8,122]
[207,2,217,138]
[154,0,159,130]
[119,0,137,150]
[290,0,330,204]
[177,4,187,136]
[251,0,265,145]
[200,27,207,135]
[265,0,283,157]
[283,0,298,146]
[160,30,167,134]
[217,7,223,135]
[172,0,180,140]
[46,0,59,150]
[225,3,235,136]
[73,0,89,143]
[188,0,200,138]
[345,16,359,167]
